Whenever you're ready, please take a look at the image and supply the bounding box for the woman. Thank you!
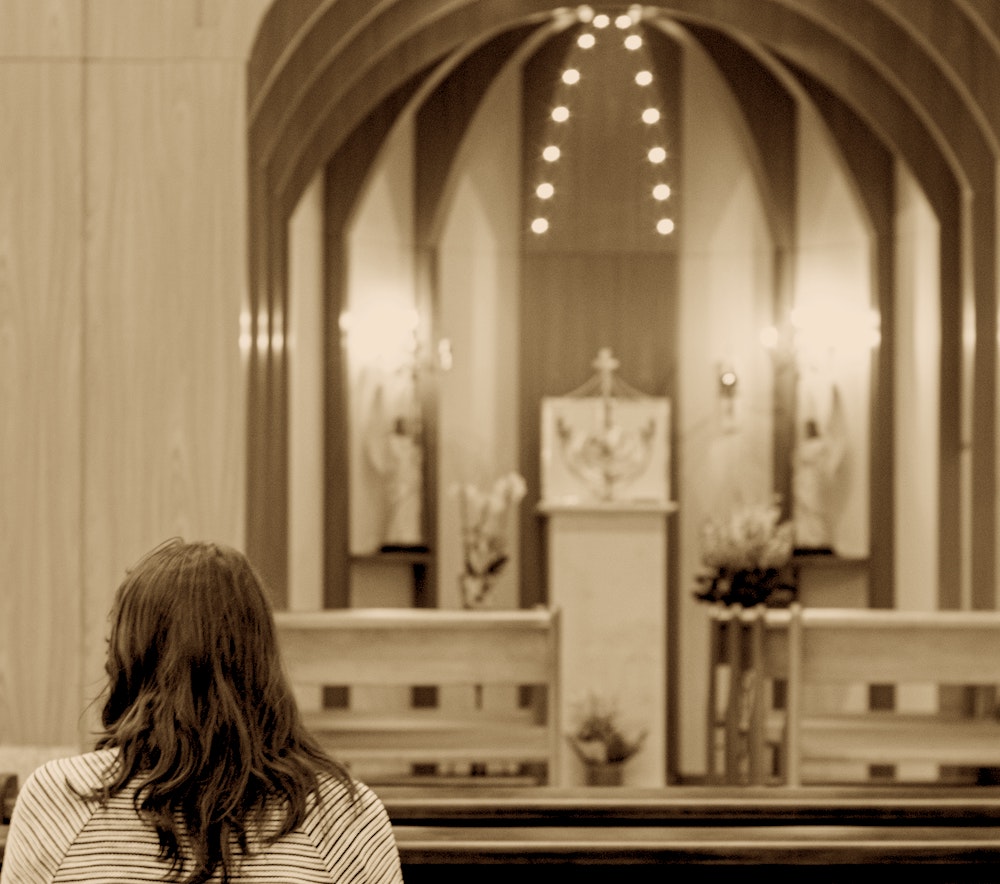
[1,540,403,883]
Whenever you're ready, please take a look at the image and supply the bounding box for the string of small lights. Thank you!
[529,4,675,238]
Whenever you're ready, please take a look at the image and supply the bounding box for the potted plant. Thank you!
[567,694,646,786]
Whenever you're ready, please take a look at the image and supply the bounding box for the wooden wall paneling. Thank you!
[0,0,82,58]
[85,0,270,61]
[0,60,84,745]
[83,58,248,714]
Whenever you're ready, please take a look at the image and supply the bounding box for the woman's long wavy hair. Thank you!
[87,539,353,884]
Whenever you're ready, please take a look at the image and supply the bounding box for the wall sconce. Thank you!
[717,361,739,432]
[718,363,738,398]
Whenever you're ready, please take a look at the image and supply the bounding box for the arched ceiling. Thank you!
[244,0,1000,606]
[248,1,1000,210]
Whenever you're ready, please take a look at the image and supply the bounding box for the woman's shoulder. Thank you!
[304,775,402,881]
[21,748,117,802]
[313,771,385,817]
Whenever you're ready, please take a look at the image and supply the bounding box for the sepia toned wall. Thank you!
[0,0,269,750]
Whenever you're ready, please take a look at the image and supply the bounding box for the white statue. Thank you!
[793,386,846,552]
[365,382,424,549]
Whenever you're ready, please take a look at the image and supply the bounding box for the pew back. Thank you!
[708,604,1000,786]
[274,607,561,785]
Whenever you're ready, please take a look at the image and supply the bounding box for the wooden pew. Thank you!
[274,607,561,785]
[708,604,1000,786]
[381,785,1000,879]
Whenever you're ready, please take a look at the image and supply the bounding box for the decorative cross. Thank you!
[592,347,620,398]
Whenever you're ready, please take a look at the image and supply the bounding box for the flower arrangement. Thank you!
[455,471,527,607]
[567,694,646,768]
[693,498,796,607]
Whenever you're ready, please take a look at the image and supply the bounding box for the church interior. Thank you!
[6,0,1000,875]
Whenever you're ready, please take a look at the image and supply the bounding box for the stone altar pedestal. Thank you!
[541,500,676,787]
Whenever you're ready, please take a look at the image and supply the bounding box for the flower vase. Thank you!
[460,573,493,609]
[585,761,624,787]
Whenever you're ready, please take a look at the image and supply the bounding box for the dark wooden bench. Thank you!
[6,784,1000,879]
[382,785,1000,881]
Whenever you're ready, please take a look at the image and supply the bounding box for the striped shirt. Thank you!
[0,749,403,883]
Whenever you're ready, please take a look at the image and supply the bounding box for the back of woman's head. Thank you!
[106,539,281,735]
[96,539,349,884]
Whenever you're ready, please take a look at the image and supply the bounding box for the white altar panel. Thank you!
[543,502,675,787]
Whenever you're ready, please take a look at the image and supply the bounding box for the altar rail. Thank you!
[708,604,1000,785]
[273,607,561,785]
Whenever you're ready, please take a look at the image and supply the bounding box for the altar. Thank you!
[538,349,676,787]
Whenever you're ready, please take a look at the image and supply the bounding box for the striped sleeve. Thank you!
[0,755,104,884]
[305,778,403,884]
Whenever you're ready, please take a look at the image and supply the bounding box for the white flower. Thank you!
[701,499,793,573]
[457,472,527,578]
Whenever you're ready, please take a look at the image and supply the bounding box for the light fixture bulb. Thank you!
[615,13,632,29]
[647,146,667,163]
[593,13,610,28]
[656,218,675,235]
[551,105,570,122]
[653,183,671,200]
[543,145,561,162]
[624,34,642,50]
[642,108,661,124]
[562,68,581,85]
[635,70,653,86]
[577,32,596,49]
[531,217,550,234]
[536,182,555,199]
